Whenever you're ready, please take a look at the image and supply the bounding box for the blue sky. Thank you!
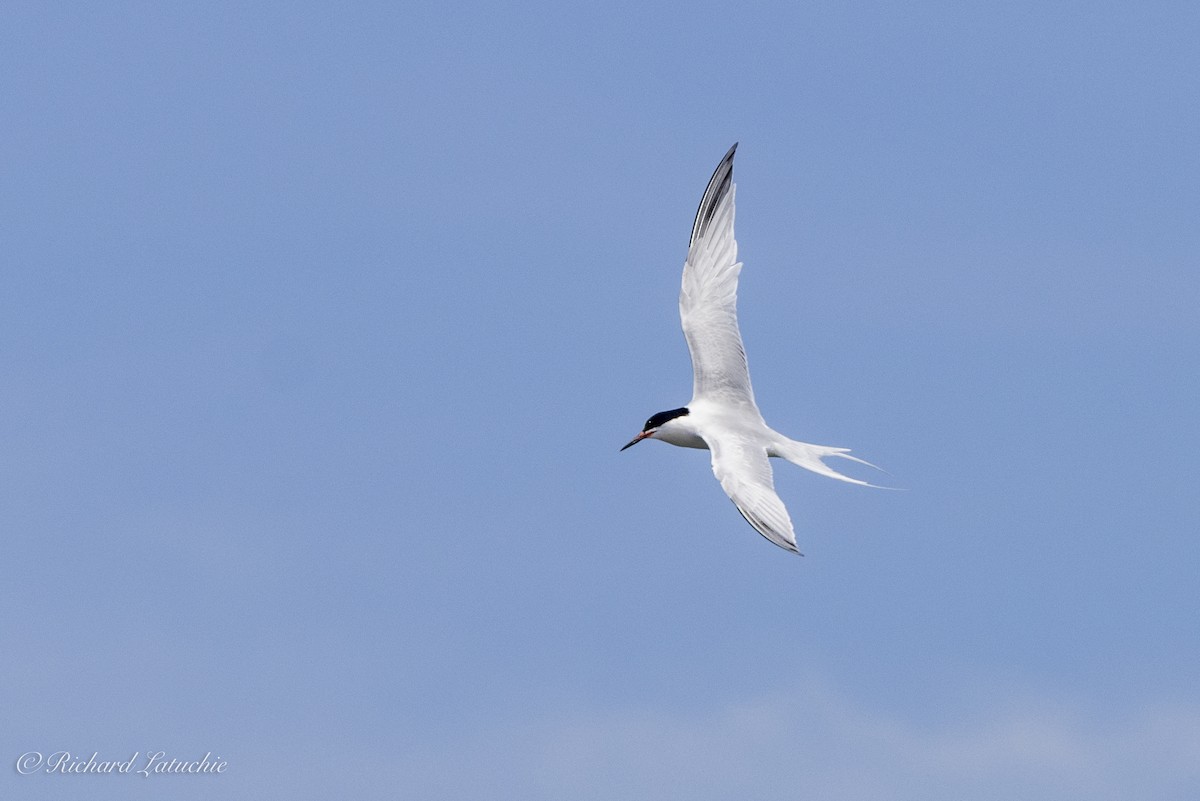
[2,2,1197,799]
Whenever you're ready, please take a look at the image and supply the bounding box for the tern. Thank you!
[621,144,879,553]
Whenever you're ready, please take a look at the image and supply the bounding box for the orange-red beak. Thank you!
[620,430,653,451]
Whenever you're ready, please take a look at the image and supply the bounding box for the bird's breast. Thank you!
[653,421,709,450]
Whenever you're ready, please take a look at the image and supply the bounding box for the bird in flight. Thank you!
[621,144,879,553]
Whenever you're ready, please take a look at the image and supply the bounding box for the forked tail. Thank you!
[774,438,887,488]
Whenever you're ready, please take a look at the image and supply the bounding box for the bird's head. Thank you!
[620,407,690,451]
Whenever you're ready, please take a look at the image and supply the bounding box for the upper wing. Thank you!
[707,431,799,553]
[679,144,759,411]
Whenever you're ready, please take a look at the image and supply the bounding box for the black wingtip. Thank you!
[689,143,738,247]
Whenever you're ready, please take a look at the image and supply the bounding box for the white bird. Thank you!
[621,144,879,553]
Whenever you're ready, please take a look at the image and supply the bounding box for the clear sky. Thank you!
[3,2,1198,799]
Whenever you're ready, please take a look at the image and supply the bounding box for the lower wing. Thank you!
[706,433,799,554]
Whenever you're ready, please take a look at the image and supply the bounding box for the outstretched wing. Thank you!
[679,143,759,411]
[707,431,799,553]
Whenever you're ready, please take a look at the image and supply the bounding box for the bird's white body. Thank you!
[654,399,766,453]
[623,144,878,553]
